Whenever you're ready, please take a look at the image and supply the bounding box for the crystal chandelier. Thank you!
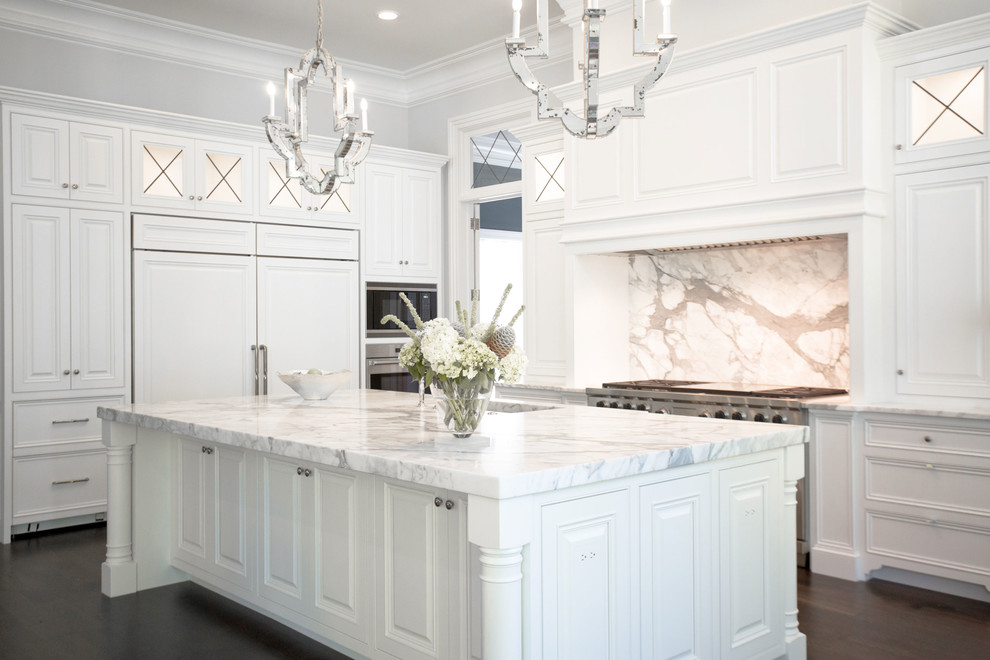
[263,0,373,194]
[506,0,677,139]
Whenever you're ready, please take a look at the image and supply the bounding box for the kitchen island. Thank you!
[98,389,807,660]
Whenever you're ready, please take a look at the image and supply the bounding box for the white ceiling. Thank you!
[93,0,561,72]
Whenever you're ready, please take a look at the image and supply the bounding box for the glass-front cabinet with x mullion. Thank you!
[259,153,357,226]
[132,131,255,215]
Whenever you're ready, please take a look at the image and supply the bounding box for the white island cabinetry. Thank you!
[98,391,807,660]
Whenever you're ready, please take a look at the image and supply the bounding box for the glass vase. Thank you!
[432,373,495,438]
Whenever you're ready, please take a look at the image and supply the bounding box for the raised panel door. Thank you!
[212,446,253,589]
[364,164,404,279]
[256,257,359,397]
[639,473,713,660]
[375,479,448,660]
[132,251,256,403]
[70,209,125,390]
[719,460,783,660]
[173,438,208,568]
[259,456,307,611]
[69,122,123,203]
[12,205,71,392]
[523,221,567,382]
[896,164,990,398]
[403,170,440,280]
[11,114,70,199]
[540,490,631,660]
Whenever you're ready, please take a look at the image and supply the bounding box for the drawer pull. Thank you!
[923,436,932,443]
[52,418,90,425]
[52,477,91,485]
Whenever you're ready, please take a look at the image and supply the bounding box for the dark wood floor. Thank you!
[2,524,988,659]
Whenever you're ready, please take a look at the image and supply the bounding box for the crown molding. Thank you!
[877,11,990,62]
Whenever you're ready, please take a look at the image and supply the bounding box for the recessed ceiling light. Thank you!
[378,10,398,21]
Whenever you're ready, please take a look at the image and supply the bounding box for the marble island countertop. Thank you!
[98,389,807,499]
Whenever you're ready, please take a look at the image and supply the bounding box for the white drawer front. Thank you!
[13,397,122,449]
[865,420,990,458]
[133,214,255,254]
[866,511,990,577]
[866,457,990,516]
[256,223,358,260]
[12,451,108,519]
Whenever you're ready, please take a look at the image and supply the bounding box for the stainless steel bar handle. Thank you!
[251,345,259,395]
[52,477,90,485]
[52,418,90,425]
[260,344,269,395]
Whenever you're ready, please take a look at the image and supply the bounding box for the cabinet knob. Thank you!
[189,195,195,200]
[897,369,904,375]
[197,195,203,201]
[73,369,80,375]
[895,144,903,150]
[63,369,71,375]
[923,435,932,443]
[62,183,69,188]
[445,500,454,510]
[72,183,79,189]
[297,467,304,475]
[434,497,443,507]
[304,468,312,477]
[201,446,213,455]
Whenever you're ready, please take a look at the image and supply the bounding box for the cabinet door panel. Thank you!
[12,205,71,392]
[174,439,208,565]
[214,447,250,582]
[896,165,990,397]
[71,210,125,389]
[11,114,69,199]
[640,474,713,660]
[364,165,404,279]
[541,490,630,660]
[257,257,359,396]
[133,251,256,403]
[260,457,306,605]
[376,480,446,660]
[132,132,195,209]
[403,170,440,279]
[197,140,254,214]
[719,460,783,660]
[70,122,123,203]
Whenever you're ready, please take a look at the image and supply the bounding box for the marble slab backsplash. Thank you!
[629,237,849,388]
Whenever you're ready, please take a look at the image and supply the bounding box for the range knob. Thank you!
[622,403,633,410]
[698,411,712,418]
[731,411,746,421]
[714,410,727,419]
[772,414,787,424]
[753,413,767,423]
[636,404,647,411]
[609,402,619,409]
[596,401,605,407]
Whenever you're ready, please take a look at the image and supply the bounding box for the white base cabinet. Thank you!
[809,408,990,592]
[107,427,804,660]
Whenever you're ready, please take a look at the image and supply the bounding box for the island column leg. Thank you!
[784,443,808,660]
[468,494,534,660]
[478,546,524,659]
[101,421,137,596]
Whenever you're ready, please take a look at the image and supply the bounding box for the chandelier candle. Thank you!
[511,0,521,40]
[662,0,672,34]
[266,81,276,117]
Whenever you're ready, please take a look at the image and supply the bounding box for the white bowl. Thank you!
[278,370,353,400]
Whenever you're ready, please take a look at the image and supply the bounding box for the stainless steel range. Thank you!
[586,379,848,567]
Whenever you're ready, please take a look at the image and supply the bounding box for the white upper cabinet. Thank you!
[894,48,989,165]
[259,154,359,225]
[132,131,254,214]
[11,114,123,203]
[895,163,990,398]
[12,205,125,393]
[364,163,441,282]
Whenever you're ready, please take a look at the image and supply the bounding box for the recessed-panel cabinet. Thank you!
[132,131,254,214]
[259,456,371,643]
[10,113,123,203]
[895,164,990,398]
[12,205,125,393]
[172,438,254,592]
[364,163,441,282]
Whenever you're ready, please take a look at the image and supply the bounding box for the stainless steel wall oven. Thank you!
[365,343,418,393]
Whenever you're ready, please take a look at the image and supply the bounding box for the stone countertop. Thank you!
[98,389,806,500]
[804,399,990,421]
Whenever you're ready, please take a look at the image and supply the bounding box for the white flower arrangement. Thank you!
[382,284,527,389]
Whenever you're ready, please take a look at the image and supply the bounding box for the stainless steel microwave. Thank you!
[366,284,438,337]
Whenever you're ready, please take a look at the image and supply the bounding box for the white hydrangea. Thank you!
[419,318,461,378]
[498,345,528,384]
